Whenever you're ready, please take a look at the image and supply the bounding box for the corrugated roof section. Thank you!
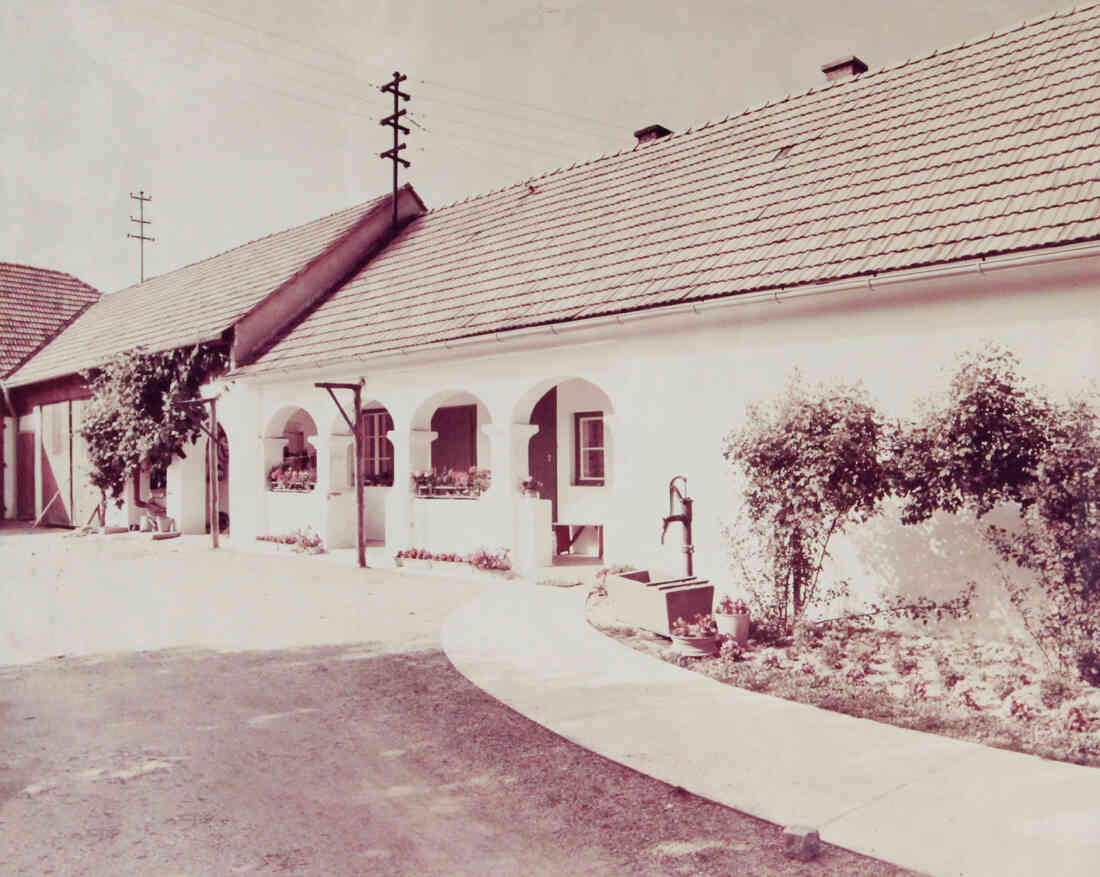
[0,263,100,378]
[240,4,1100,376]
[6,195,391,386]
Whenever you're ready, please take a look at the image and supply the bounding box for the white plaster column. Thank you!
[220,387,265,545]
[385,427,434,551]
[166,438,207,534]
[325,433,356,549]
[480,422,539,567]
[328,434,355,492]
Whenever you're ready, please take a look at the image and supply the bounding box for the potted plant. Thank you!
[520,476,542,497]
[670,613,719,657]
[714,595,751,645]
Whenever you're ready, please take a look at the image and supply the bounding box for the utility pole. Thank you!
[127,189,155,283]
[379,72,410,227]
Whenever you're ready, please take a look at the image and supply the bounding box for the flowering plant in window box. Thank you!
[268,465,316,492]
[520,476,542,497]
[412,467,492,497]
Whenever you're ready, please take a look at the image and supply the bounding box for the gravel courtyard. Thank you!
[0,526,909,875]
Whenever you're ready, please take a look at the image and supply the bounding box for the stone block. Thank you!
[783,825,821,862]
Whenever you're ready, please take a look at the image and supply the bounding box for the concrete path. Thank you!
[442,582,1100,877]
[0,527,489,667]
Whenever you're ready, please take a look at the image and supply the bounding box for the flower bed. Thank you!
[587,591,1100,768]
[256,527,325,554]
[395,546,511,572]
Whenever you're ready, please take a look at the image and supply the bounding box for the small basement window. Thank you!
[574,411,605,486]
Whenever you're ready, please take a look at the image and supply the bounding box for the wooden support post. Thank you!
[210,397,219,549]
[353,384,364,569]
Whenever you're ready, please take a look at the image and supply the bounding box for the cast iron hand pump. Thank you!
[660,475,694,577]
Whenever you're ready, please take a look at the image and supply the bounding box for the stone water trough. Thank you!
[604,570,714,637]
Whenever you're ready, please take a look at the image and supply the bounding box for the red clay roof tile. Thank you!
[238,5,1100,377]
[0,263,99,378]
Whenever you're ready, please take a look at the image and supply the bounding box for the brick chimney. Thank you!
[821,55,868,81]
[634,124,672,146]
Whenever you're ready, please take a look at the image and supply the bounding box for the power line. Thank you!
[409,107,620,157]
[163,0,377,86]
[162,0,623,142]
[413,90,616,143]
[417,76,621,132]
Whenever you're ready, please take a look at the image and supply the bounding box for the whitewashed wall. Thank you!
[226,251,1099,634]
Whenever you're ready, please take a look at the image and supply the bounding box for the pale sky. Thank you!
[2,0,1073,295]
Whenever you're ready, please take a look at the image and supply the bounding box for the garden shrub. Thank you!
[723,373,892,632]
[727,345,1100,686]
[896,346,1100,684]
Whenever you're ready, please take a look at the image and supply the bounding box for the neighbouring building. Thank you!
[3,190,424,529]
[0,263,100,522]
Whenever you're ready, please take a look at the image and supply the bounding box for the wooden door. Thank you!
[528,387,558,520]
[70,399,101,527]
[16,431,34,520]
[39,402,72,526]
[430,404,477,472]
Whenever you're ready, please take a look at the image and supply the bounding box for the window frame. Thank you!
[573,410,605,486]
[357,408,395,486]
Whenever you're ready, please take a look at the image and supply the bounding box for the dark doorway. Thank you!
[16,431,34,520]
[430,404,478,472]
[528,388,558,521]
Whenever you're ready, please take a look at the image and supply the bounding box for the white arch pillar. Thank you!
[481,422,543,571]
[386,427,435,552]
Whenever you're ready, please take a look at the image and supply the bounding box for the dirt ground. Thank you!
[0,526,912,875]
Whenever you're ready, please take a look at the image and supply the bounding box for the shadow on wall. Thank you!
[831,500,1033,641]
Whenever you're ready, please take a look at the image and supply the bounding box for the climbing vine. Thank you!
[79,345,227,510]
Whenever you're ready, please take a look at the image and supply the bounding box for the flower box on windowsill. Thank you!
[414,485,483,499]
[269,485,316,493]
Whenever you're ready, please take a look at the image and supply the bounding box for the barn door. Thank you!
[39,402,72,526]
[16,431,34,520]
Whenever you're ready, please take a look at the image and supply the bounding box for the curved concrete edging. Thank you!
[442,583,1100,877]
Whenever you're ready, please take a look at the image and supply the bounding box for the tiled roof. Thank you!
[0,263,99,378]
[242,4,1100,377]
[6,195,391,386]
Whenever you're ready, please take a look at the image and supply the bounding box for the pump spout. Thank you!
[661,475,695,577]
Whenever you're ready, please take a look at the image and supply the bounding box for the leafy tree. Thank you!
[723,374,892,631]
[892,344,1100,684]
[891,345,1051,523]
[984,398,1100,681]
[79,345,227,516]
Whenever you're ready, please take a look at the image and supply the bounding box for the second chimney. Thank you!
[634,124,672,146]
[821,55,868,81]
